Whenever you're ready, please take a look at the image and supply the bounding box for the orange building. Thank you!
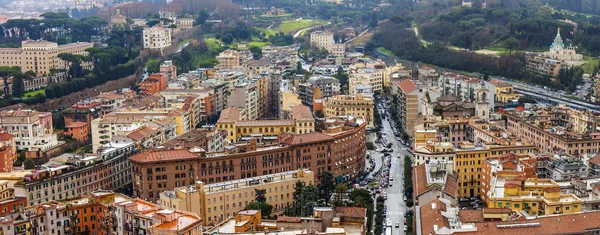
[0,133,16,172]
[140,74,168,95]
[65,122,89,142]
[0,197,26,215]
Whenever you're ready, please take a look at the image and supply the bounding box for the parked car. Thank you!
[459,198,469,202]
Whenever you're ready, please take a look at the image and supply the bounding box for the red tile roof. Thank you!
[588,154,600,165]
[398,79,418,94]
[277,216,302,222]
[0,133,14,141]
[413,164,429,198]
[458,210,484,223]
[127,126,156,141]
[419,199,450,235]
[291,104,314,121]
[283,132,335,145]
[129,149,200,164]
[218,107,240,122]
[335,206,367,219]
[443,171,459,199]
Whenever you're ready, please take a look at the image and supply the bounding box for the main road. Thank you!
[377,101,412,235]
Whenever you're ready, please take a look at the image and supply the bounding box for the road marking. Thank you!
[386,211,404,215]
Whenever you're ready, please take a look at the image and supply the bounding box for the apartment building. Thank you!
[489,80,520,105]
[161,128,227,152]
[140,73,168,95]
[160,60,178,81]
[506,108,600,156]
[0,40,93,75]
[217,104,314,143]
[298,75,341,107]
[143,26,172,50]
[413,162,459,207]
[437,73,495,107]
[412,128,455,170]
[482,154,583,216]
[14,137,135,206]
[310,31,334,50]
[0,109,59,152]
[159,169,314,225]
[216,49,241,69]
[349,68,384,93]
[0,191,202,235]
[91,114,176,153]
[322,94,374,128]
[0,133,16,172]
[398,79,422,134]
[329,43,345,57]
[242,59,271,78]
[131,119,366,202]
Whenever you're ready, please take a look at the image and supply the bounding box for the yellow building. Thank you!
[490,80,520,105]
[159,169,314,225]
[280,91,302,118]
[0,40,92,75]
[217,104,314,143]
[322,94,374,128]
[116,108,191,135]
[454,143,490,198]
[486,178,582,216]
[216,49,241,69]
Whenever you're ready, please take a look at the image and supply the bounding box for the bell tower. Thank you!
[476,88,490,120]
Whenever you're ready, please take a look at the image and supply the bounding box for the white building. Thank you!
[143,26,172,50]
[310,31,335,50]
[544,28,584,64]
[0,109,59,152]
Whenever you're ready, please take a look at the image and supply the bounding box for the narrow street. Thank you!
[378,101,412,235]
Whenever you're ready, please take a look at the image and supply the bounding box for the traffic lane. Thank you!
[384,156,407,234]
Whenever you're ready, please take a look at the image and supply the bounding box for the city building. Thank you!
[413,161,459,207]
[160,60,178,81]
[505,106,600,155]
[161,128,228,153]
[0,40,92,75]
[159,169,314,224]
[489,80,520,105]
[217,104,314,143]
[588,154,600,177]
[0,133,16,172]
[14,137,135,206]
[0,109,59,153]
[429,94,476,119]
[131,118,367,202]
[482,154,583,216]
[143,26,172,50]
[398,79,422,135]
[322,94,374,128]
[175,18,194,32]
[91,114,176,153]
[64,121,89,142]
[0,191,203,235]
[216,49,241,69]
[139,73,168,95]
[329,43,345,57]
[299,75,341,107]
[310,31,335,50]
[544,28,584,64]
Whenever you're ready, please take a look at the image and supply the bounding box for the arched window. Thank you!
[243,128,247,133]
[271,128,274,132]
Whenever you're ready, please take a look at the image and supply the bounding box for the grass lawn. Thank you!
[248,41,270,49]
[583,56,599,74]
[178,39,191,46]
[204,38,222,50]
[265,19,326,35]
[376,47,395,57]
[23,89,45,97]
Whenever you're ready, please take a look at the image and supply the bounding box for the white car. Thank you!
[389,177,394,181]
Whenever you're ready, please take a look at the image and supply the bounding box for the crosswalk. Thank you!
[386,211,404,215]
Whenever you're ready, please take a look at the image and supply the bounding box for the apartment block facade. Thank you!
[0,40,92,75]
[143,26,172,50]
[0,109,59,152]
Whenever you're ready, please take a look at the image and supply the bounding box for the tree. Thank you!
[249,46,262,60]
[318,171,335,205]
[146,19,161,27]
[24,158,35,169]
[0,66,20,99]
[333,183,348,205]
[255,188,266,203]
[168,24,177,29]
[11,75,25,97]
[244,202,273,218]
[503,37,520,56]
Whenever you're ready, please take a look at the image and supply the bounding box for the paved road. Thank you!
[378,101,412,235]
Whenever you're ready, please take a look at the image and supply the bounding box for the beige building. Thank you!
[175,18,194,32]
[398,79,421,135]
[280,90,302,119]
[159,169,314,225]
[310,31,335,50]
[0,40,92,75]
[329,43,345,57]
[216,50,241,69]
[143,26,172,49]
[322,94,374,128]
[0,109,59,152]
